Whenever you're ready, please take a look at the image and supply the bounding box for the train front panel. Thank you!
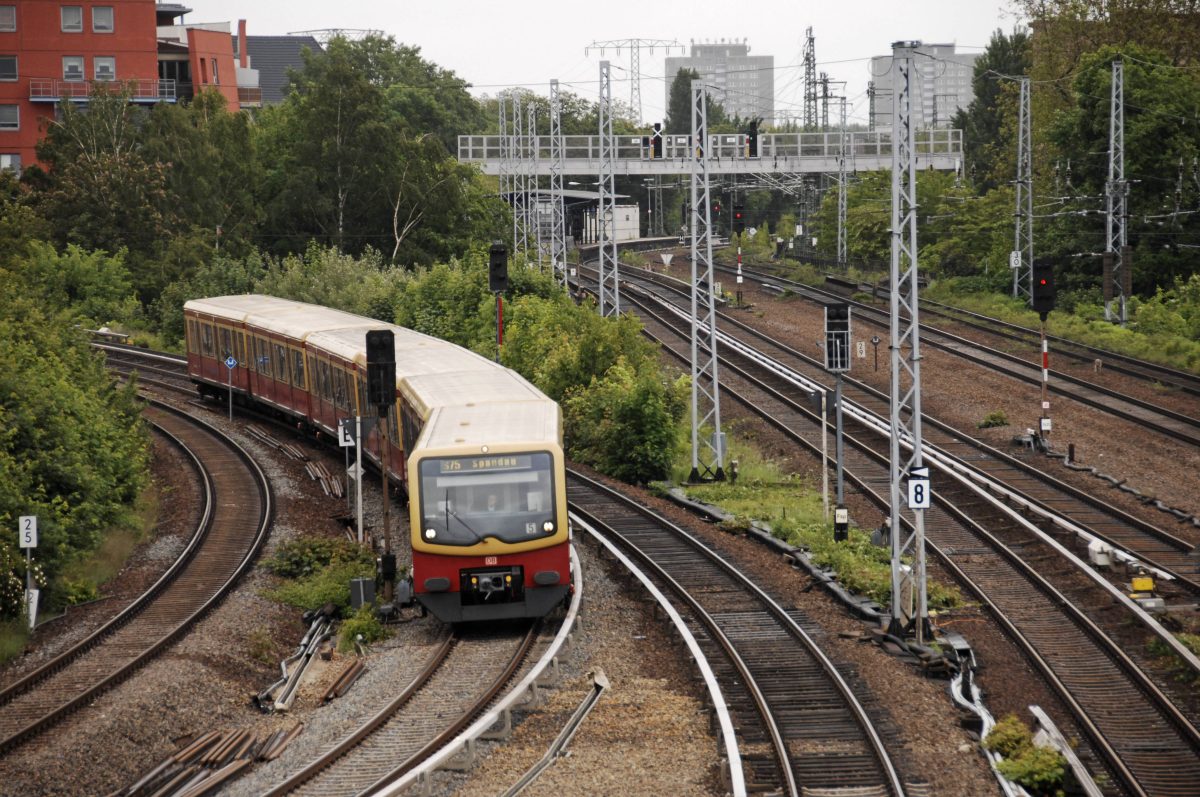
[409,446,570,623]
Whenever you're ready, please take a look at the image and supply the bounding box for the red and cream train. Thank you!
[183,295,571,623]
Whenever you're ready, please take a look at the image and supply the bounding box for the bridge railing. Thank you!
[458,129,961,164]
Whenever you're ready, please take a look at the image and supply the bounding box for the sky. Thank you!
[184,0,1025,126]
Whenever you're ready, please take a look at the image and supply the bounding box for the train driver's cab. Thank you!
[418,452,558,546]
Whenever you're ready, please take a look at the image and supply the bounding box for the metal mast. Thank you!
[510,92,529,260]
[1105,60,1129,325]
[837,96,848,266]
[527,102,541,268]
[887,42,930,644]
[1013,77,1033,301]
[820,72,830,130]
[586,38,679,123]
[498,92,510,226]
[867,80,876,132]
[802,28,817,130]
[689,78,725,483]
[549,79,568,286]
[598,61,620,316]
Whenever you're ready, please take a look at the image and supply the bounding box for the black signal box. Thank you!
[489,242,508,293]
[366,329,396,408]
[825,303,851,373]
[1031,261,1055,317]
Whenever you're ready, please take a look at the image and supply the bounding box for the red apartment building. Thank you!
[0,2,256,170]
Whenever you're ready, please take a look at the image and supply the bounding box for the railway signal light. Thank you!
[733,205,745,236]
[488,241,508,293]
[746,120,758,157]
[366,329,396,408]
[1031,261,1055,317]
[824,303,851,373]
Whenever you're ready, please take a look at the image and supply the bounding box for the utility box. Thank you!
[350,577,375,609]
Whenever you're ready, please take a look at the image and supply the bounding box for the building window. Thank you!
[94,56,114,81]
[0,154,20,173]
[0,6,15,32]
[211,58,218,85]
[63,56,84,81]
[0,56,13,81]
[92,5,112,32]
[0,105,16,130]
[61,5,82,32]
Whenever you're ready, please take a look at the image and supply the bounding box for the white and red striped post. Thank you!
[1040,321,1050,439]
[736,244,743,306]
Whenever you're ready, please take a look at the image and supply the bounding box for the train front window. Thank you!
[418,452,556,546]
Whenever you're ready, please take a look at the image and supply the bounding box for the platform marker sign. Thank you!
[338,418,356,448]
[907,467,931,510]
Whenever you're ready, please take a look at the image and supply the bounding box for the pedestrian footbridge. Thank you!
[457,129,962,177]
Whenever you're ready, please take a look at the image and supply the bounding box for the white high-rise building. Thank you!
[665,40,774,125]
[870,43,977,129]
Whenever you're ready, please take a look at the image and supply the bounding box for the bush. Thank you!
[984,714,1067,796]
[262,535,374,579]
[267,559,374,616]
[978,410,1008,429]
[338,605,390,652]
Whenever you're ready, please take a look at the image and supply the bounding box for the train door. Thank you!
[288,344,309,418]
[270,335,291,409]
[247,329,270,401]
[198,317,219,382]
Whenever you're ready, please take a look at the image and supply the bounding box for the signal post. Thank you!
[1031,262,1056,444]
[366,329,397,603]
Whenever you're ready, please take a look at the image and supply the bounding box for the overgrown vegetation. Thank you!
[983,714,1069,796]
[263,535,377,617]
[978,410,1009,429]
[678,435,961,609]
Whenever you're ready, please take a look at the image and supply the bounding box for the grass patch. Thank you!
[924,280,1200,375]
[54,484,159,609]
[0,619,29,665]
[675,433,960,610]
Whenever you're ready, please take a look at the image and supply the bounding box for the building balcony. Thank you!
[237,86,262,107]
[29,78,177,103]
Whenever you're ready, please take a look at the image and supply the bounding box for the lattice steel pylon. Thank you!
[527,102,542,269]
[887,42,930,644]
[802,28,817,130]
[498,93,510,216]
[1013,77,1033,301]
[509,91,530,260]
[837,97,848,266]
[689,78,725,483]
[1105,60,1129,325]
[598,61,620,316]
[586,38,679,123]
[549,79,568,286]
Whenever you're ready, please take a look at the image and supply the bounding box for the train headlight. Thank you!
[542,521,555,533]
[424,528,436,539]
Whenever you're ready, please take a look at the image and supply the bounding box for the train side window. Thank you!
[333,368,347,409]
[292,349,306,388]
[318,361,331,401]
[273,343,288,383]
[186,319,198,353]
[219,327,232,358]
[201,323,214,356]
[235,332,246,364]
[256,337,272,377]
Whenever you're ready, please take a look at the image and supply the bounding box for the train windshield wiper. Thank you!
[444,490,486,544]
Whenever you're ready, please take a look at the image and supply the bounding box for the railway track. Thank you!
[578,262,1200,796]
[616,263,1200,594]
[822,272,1200,399]
[0,400,273,754]
[718,261,1200,447]
[568,470,912,797]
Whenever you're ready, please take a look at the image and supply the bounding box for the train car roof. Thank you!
[186,295,379,341]
[419,402,561,453]
[401,370,545,419]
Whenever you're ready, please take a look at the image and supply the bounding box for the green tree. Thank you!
[664,68,728,134]
[952,27,1030,192]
